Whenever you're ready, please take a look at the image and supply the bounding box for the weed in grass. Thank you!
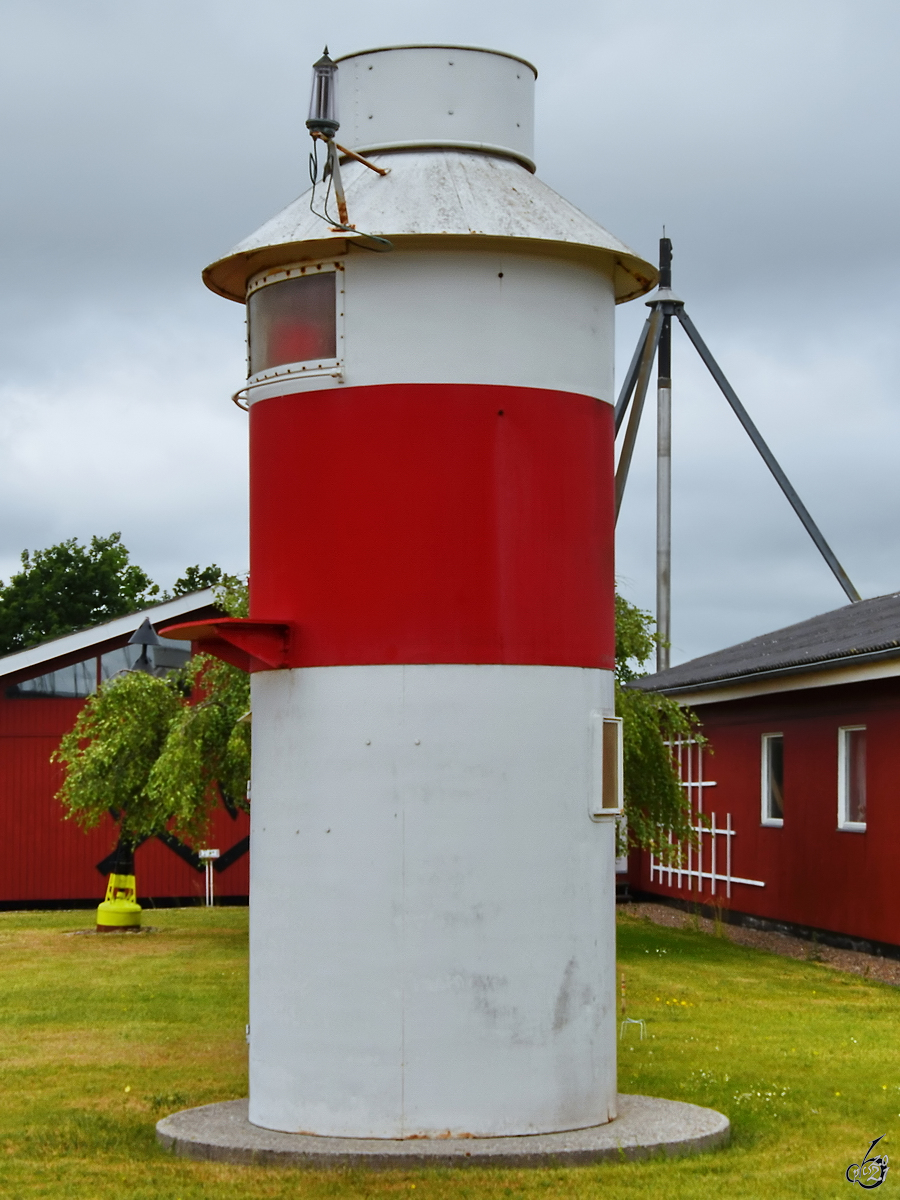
[806,930,824,962]
[148,1092,190,1114]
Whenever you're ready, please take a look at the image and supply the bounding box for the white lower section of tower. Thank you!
[247,663,618,1138]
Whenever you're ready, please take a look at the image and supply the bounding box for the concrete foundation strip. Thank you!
[156,1094,729,1169]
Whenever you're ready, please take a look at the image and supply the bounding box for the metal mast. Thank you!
[656,238,673,671]
[615,236,861,669]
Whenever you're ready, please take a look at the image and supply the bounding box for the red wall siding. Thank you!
[250,383,616,669]
[0,695,249,905]
[635,678,900,948]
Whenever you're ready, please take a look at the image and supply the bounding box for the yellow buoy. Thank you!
[96,872,142,932]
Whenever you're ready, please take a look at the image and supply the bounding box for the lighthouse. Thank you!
[175,44,656,1139]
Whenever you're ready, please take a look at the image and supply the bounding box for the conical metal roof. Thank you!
[203,149,656,304]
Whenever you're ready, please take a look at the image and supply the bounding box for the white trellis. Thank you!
[649,739,765,899]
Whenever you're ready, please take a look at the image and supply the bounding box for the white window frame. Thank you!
[837,725,867,832]
[589,713,624,820]
[245,259,345,387]
[760,733,784,827]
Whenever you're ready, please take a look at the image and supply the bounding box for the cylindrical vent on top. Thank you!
[334,45,537,169]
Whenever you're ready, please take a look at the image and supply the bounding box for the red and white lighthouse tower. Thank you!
[184,45,655,1139]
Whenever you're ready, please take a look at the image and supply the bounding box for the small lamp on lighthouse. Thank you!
[306,48,339,137]
[301,47,390,240]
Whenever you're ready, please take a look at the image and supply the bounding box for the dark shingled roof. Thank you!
[632,591,900,695]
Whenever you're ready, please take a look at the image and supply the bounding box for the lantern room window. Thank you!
[247,266,340,379]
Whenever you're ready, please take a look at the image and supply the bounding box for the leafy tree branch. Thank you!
[0,533,158,654]
[53,576,250,851]
[615,592,704,860]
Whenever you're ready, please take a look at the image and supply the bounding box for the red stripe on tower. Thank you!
[249,384,615,668]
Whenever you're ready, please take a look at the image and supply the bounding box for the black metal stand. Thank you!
[615,238,861,665]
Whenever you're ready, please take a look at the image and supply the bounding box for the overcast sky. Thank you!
[1,0,897,664]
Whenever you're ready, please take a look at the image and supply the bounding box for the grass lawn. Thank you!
[0,906,895,1199]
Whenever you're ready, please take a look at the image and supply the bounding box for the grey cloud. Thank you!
[0,0,896,654]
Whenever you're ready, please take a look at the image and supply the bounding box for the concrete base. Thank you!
[156,1095,729,1169]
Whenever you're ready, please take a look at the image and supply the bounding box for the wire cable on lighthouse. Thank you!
[306,47,392,251]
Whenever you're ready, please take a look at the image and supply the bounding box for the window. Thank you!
[99,637,189,683]
[761,733,784,825]
[247,269,338,377]
[838,726,866,831]
[589,714,623,819]
[6,636,191,699]
[7,659,97,699]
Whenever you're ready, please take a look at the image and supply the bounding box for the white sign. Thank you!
[198,848,220,860]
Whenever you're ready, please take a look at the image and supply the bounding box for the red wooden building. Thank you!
[626,591,900,955]
[0,590,250,909]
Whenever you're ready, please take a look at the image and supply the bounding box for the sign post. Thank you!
[198,849,220,907]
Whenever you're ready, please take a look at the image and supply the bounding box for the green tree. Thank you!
[0,533,158,654]
[615,592,703,859]
[51,571,695,866]
[171,564,224,596]
[53,578,250,852]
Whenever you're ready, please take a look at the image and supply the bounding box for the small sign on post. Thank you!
[199,849,220,907]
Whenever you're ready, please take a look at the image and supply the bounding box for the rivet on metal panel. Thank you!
[365,740,371,745]
[414,739,421,745]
